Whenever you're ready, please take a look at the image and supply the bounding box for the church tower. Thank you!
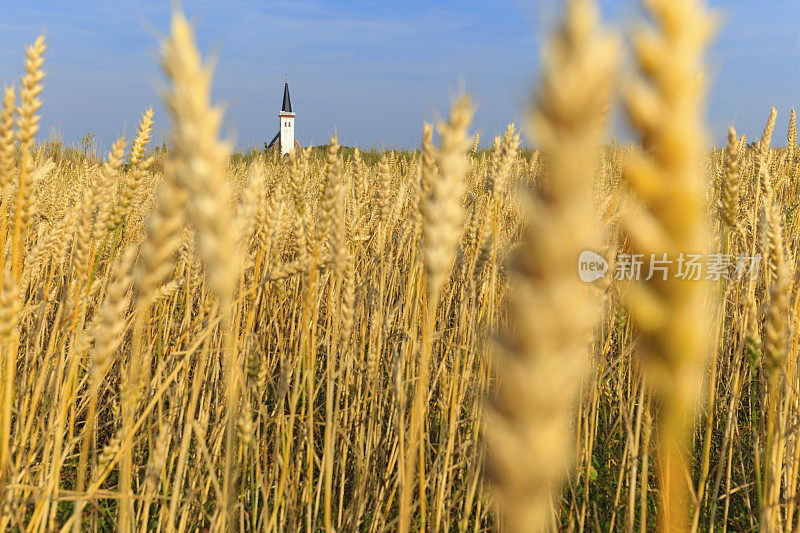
[267,79,300,155]
[278,81,295,155]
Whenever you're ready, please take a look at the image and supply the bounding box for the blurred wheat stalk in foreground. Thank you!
[0,0,799,531]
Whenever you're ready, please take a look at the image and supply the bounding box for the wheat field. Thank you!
[0,0,799,531]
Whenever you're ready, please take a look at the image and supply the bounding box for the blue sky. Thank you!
[0,1,798,150]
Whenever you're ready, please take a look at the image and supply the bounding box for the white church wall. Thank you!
[280,114,294,155]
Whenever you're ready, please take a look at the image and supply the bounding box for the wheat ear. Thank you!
[757,106,777,205]
[621,0,714,528]
[160,13,240,530]
[761,199,788,530]
[422,96,473,302]
[0,87,15,189]
[110,108,154,230]
[485,1,616,530]
[93,137,127,241]
[314,136,341,258]
[401,96,473,533]
[11,35,46,280]
[720,127,740,229]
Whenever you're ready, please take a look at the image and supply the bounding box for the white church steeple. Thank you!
[278,78,295,155]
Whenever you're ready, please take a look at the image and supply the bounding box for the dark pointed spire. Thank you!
[282,80,292,113]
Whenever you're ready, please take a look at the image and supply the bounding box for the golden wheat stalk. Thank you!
[11,34,46,280]
[760,199,789,530]
[422,96,473,302]
[401,96,473,533]
[621,0,714,528]
[0,87,15,189]
[0,268,19,490]
[159,13,242,531]
[485,1,616,530]
[110,108,154,230]
[720,126,740,229]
